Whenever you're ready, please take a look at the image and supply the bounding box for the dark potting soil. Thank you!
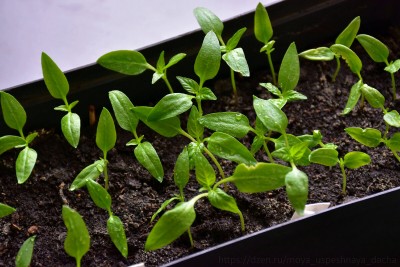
[1,29,400,267]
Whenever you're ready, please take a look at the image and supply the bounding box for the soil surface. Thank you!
[1,28,400,266]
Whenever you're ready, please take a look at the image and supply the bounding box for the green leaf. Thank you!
[335,16,361,47]
[176,76,199,94]
[289,142,310,162]
[86,179,112,212]
[0,135,26,155]
[260,40,275,53]
[361,84,385,109]
[61,112,80,148]
[165,53,187,69]
[193,7,223,36]
[342,80,363,115]
[147,93,193,121]
[25,133,37,146]
[387,133,400,151]
[187,142,204,170]
[41,52,69,100]
[150,197,180,223]
[152,72,164,84]
[309,148,339,167]
[62,205,90,264]
[54,105,69,112]
[198,112,251,138]
[250,135,264,154]
[174,147,190,191]
[384,110,400,128]
[132,106,182,137]
[273,135,311,166]
[208,188,242,220]
[0,92,26,133]
[206,132,256,166]
[343,151,371,169]
[96,108,116,154]
[193,151,216,188]
[145,201,196,251]
[282,90,308,102]
[222,48,250,77]
[16,147,37,184]
[70,159,105,190]
[97,50,149,75]
[194,31,221,83]
[298,130,322,148]
[356,34,389,63]
[134,142,164,182]
[0,203,16,218]
[330,44,362,75]
[254,2,273,44]
[107,215,128,258]
[298,47,335,61]
[156,51,165,71]
[109,90,138,133]
[15,236,36,267]
[278,42,300,94]
[187,106,203,139]
[385,59,400,73]
[345,127,382,147]
[260,82,281,97]
[197,87,217,101]
[226,27,246,51]
[253,96,288,134]
[285,168,308,215]
[229,163,291,193]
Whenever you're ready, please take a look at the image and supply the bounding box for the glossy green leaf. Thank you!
[0,92,26,133]
[343,151,371,169]
[197,87,217,100]
[345,127,382,147]
[16,147,37,184]
[176,76,199,94]
[187,142,204,170]
[96,108,116,154]
[152,72,164,84]
[25,132,38,145]
[198,112,251,138]
[361,84,385,109]
[194,31,221,83]
[86,179,112,212]
[165,53,187,69]
[70,159,105,190]
[226,27,246,51]
[61,112,80,148]
[260,82,281,97]
[15,235,36,267]
[194,7,223,36]
[194,151,215,188]
[289,142,310,162]
[387,133,400,151]
[228,163,291,193]
[273,135,311,166]
[253,96,288,134]
[260,40,275,53]
[156,51,165,71]
[285,168,308,215]
[41,52,69,100]
[298,130,322,148]
[384,110,400,128]
[207,132,256,166]
[134,142,164,182]
[208,188,243,230]
[147,93,193,121]
[309,148,339,167]
[335,16,360,47]
[109,90,138,133]
[356,34,389,63]
[0,135,26,155]
[254,2,273,44]
[330,44,362,74]
[62,205,90,264]
[145,200,196,251]
[222,48,250,77]
[278,42,300,94]
[174,147,190,191]
[299,47,335,61]
[385,59,400,73]
[107,215,128,258]
[282,90,308,102]
[187,106,203,139]
[0,203,16,218]
[132,106,182,137]
[342,80,363,115]
[150,197,180,223]
[97,50,149,75]
[250,135,264,154]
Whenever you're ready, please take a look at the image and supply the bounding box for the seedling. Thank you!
[0,91,38,183]
[97,49,186,93]
[15,235,36,267]
[41,52,81,148]
[194,7,250,102]
[62,205,90,267]
[356,34,400,100]
[0,202,15,218]
[299,16,360,81]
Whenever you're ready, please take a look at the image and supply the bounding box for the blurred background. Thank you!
[0,0,281,90]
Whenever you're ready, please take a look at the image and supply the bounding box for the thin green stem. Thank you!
[162,73,174,94]
[383,122,390,139]
[390,72,397,100]
[213,177,234,190]
[390,148,400,163]
[178,129,197,143]
[332,56,341,82]
[267,52,277,85]
[339,160,347,195]
[238,210,245,232]
[230,68,238,105]
[203,147,226,181]
[103,152,109,190]
[187,229,194,247]
[262,141,274,163]
[76,258,81,267]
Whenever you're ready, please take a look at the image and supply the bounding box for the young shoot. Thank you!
[356,34,400,100]
[97,49,186,94]
[299,16,360,81]
[0,92,38,183]
[0,202,15,218]
[41,52,81,148]
[15,235,36,267]
[194,7,250,102]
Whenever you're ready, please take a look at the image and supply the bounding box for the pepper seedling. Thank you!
[299,16,360,81]
[41,52,81,148]
[0,92,38,183]
[0,202,15,218]
[356,34,400,100]
[15,235,36,267]
[194,7,250,102]
[97,49,186,94]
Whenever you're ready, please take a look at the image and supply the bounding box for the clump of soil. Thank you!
[1,29,399,267]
